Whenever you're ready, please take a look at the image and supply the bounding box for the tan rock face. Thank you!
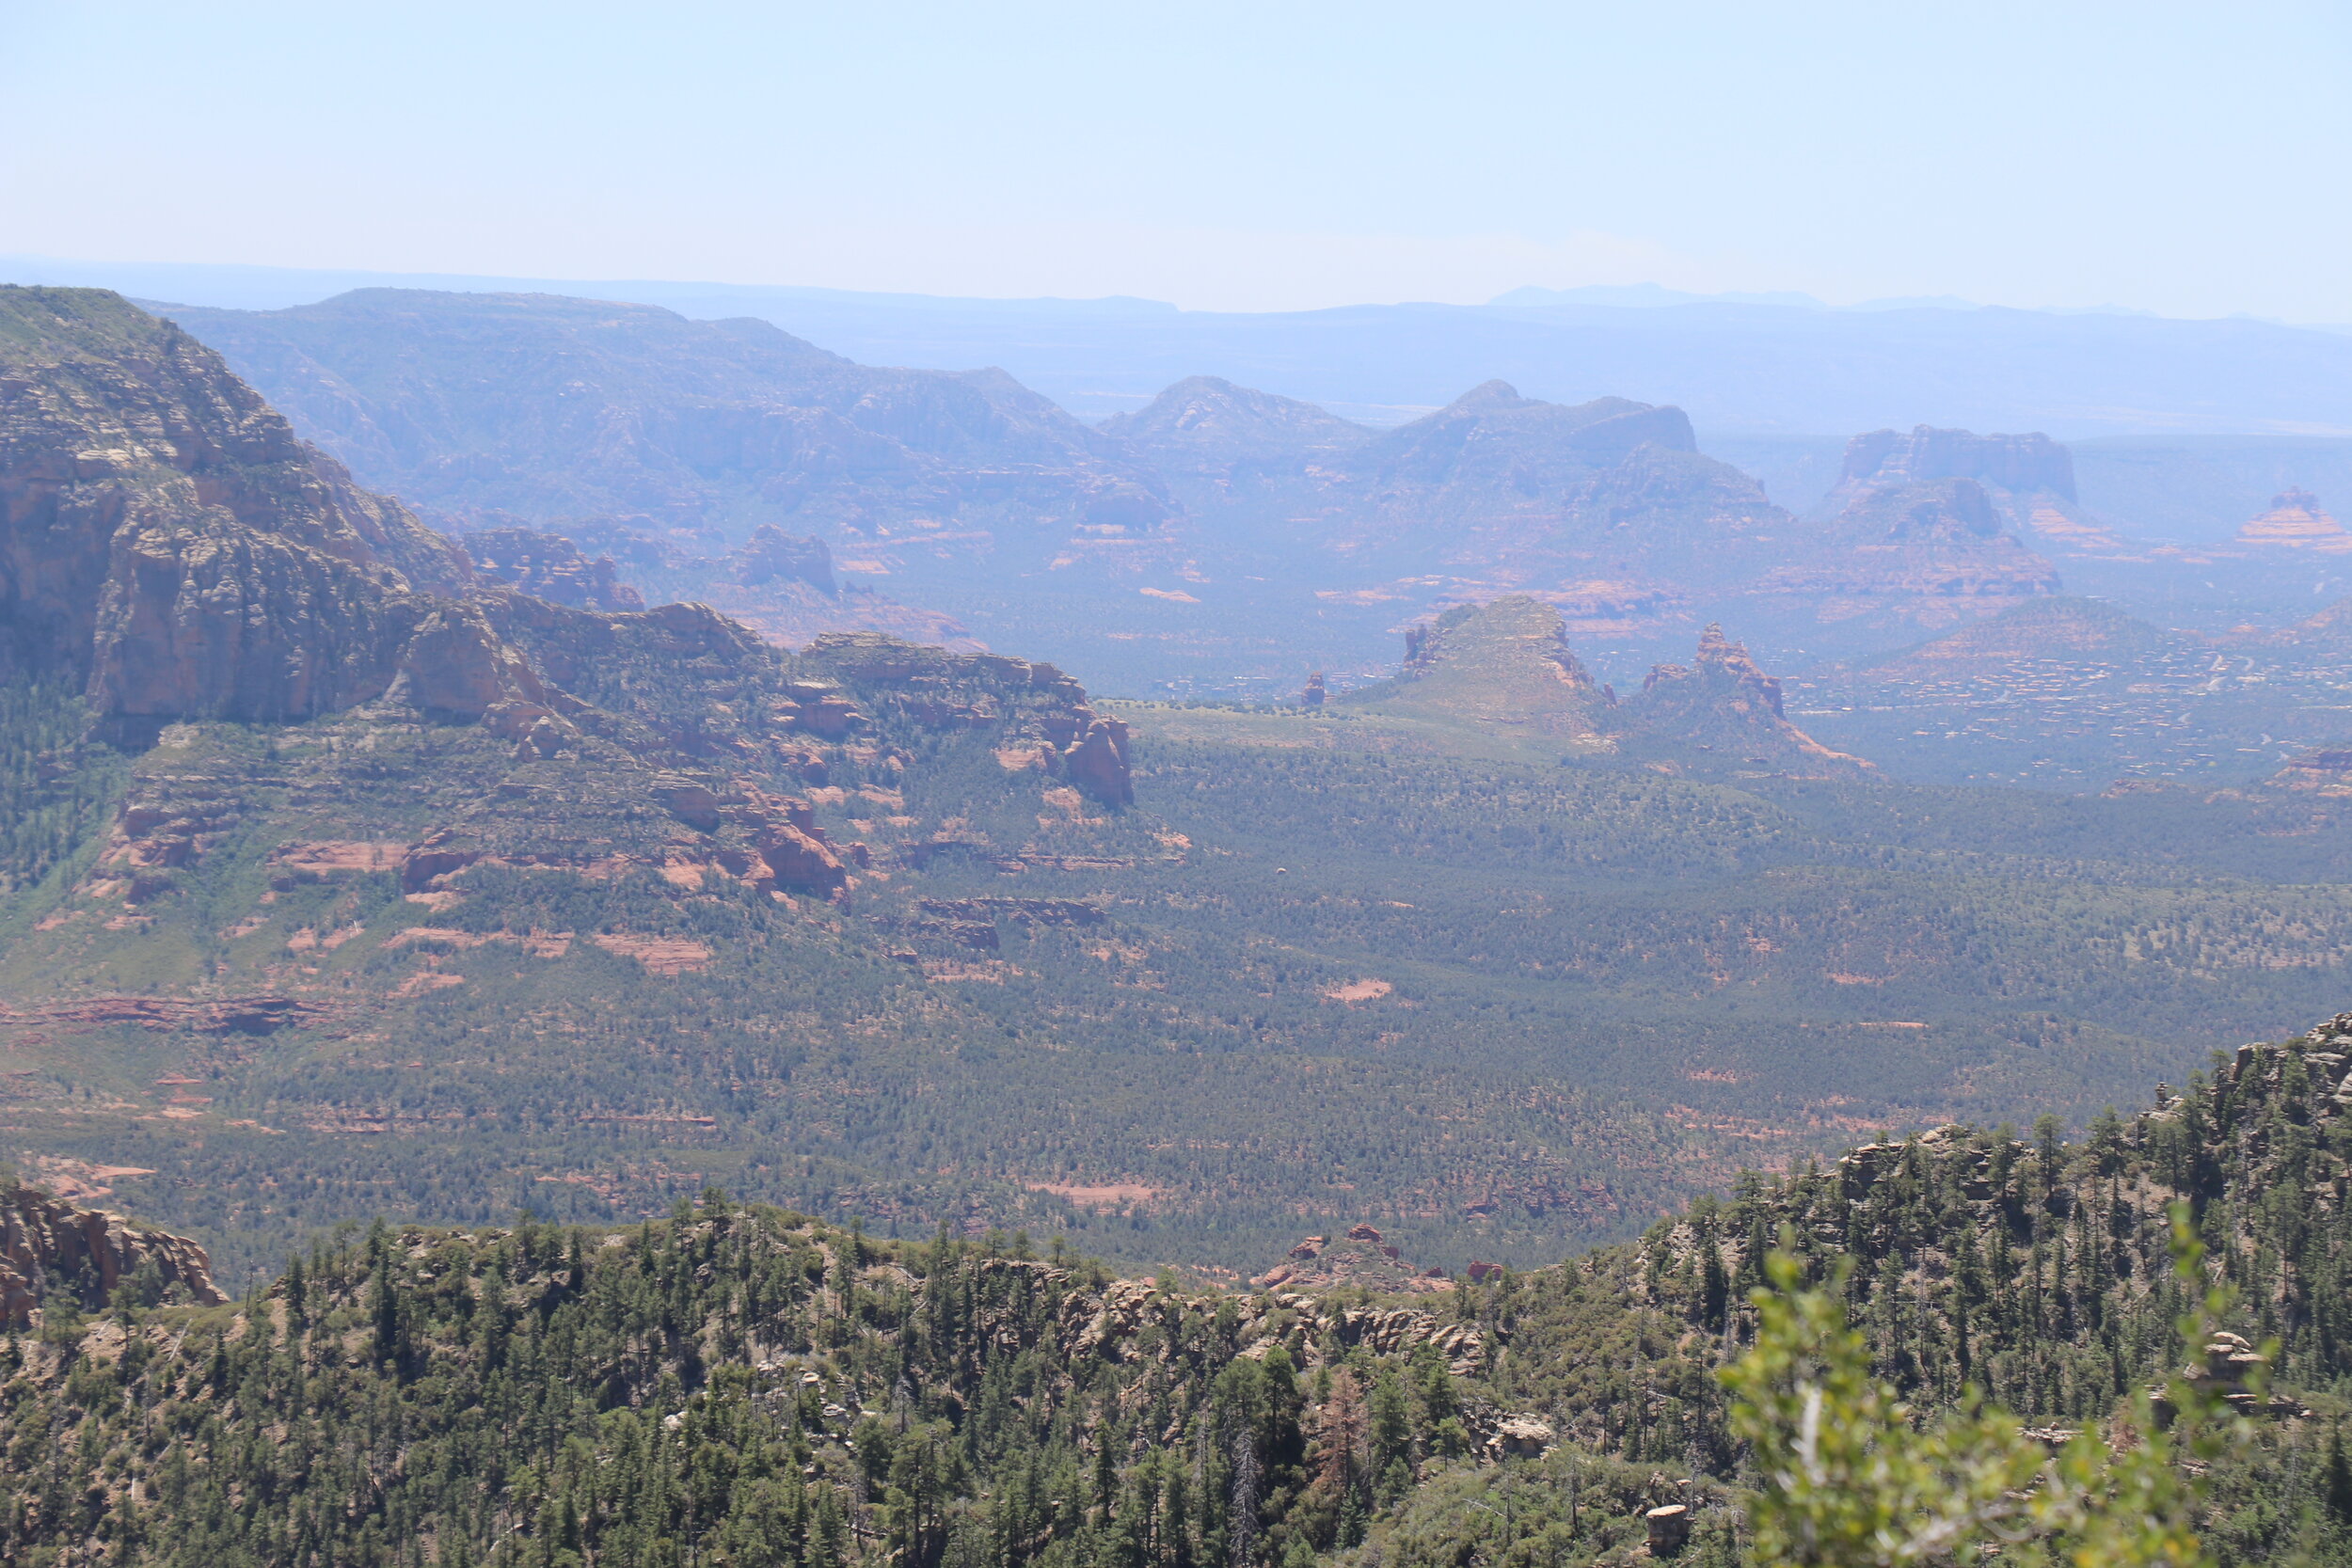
[89,508,425,721]
[735,783,850,892]
[388,600,553,721]
[1061,717,1133,806]
[0,1183,229,1323]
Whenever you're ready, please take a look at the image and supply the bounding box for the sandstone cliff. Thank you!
[549,517,978,650]
[0,1182,228,1323]
[1761,432,2066,624]
[805,633,1134,805]
[1834,424,2078,506]
[0,286,470,724]
[460,526,644,610]
[1137,378,1791,591]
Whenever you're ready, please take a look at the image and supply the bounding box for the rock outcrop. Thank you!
[1766,433,2066,619]
[931,1258,1484,1378]
[460,526,644,610]
[730,523,838,594]
[1110,375,1797,602]
[545,517,975,651]
[398,770,850,898]
[805,633,1136,806]
[1835,425,2078,506]
[1314,384,1788,588]
[0,1183,229,1323]
[1347,596,1627,751]
[1340,597,1872,776]
[2263,747,2352,795]
[0,286,471,723]
[1102,375,1372,472]
[1252,1223,1454,1295]
[157,289,1179,578]
[1100,376,1372,545]
[2236,488,2352,553]
[4,288,1143,973]
[1631,624,1871,777]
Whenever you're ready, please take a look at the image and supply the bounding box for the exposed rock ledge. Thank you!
[0,1184,229,1323]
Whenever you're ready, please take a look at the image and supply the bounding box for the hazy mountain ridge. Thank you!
[153,291,2076,691]
[154,290,1183,584]
[43,254,2352,436]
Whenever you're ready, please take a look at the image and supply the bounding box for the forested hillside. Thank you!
[5,1013,2349,1568]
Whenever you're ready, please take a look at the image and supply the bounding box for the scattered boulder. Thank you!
[1489,1415,1556,1460]
[1645,1503,1692,1556]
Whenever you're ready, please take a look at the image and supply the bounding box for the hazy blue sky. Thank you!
[4,1,2346,317]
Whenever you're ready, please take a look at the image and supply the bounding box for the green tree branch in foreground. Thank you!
[1725,1203,2260,1568]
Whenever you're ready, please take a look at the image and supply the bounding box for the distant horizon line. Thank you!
[4,251,2347,333]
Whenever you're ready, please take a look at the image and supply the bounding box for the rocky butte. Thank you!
[1816,422,2131,556]
[1629,623,1872,777]
[2235,487,2352,552]
[1335,594,1864,776]
[1760,426,2067,623]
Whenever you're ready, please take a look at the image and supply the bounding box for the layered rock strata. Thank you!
[4,289,1136,962]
